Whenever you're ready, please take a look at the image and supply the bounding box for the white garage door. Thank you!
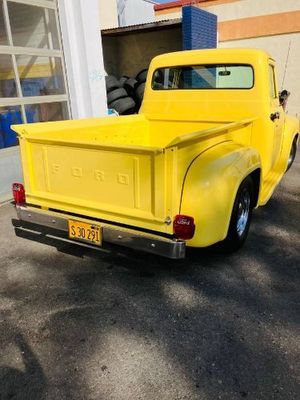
[0,0,70,202]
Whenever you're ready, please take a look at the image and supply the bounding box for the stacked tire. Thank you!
[135,69,147,106]
[105,69,148,115]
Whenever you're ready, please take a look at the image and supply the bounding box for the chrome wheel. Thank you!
[236,188,251,237]
[222,176,254,253]
[288,149,294,166]
[286,139,297,171]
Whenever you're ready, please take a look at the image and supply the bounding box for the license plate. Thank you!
[68,220,102,246]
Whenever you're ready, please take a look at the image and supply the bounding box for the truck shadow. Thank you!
[36,227,299,399]
[0,323,46,400]
[3,228,299,399]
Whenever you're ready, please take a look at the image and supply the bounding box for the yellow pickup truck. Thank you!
[12,49,299,259]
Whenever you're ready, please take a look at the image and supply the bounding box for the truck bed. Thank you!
[13,115,252,234]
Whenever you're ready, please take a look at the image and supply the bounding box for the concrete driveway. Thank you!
[0,154,299,400]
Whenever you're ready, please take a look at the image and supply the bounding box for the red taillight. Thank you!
[173,215,195,240]
[12,183,26,204]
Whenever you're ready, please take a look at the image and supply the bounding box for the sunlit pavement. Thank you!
[0,151,299,400]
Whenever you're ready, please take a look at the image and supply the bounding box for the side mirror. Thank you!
[279,89,290,110]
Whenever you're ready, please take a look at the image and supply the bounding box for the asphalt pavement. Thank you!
[0,153,299,400]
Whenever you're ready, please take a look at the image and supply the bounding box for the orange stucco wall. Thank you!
[155,0,239,16]
[219,11,300,41]
[155,7,300,42]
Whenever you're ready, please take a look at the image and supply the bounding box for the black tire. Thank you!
[105,75,120,92]
[124,78,138,96]
[286,137,298,172]
[153,69,164,84]
[109,97,136,115]
[136,69,148,83]
[221,176,254,253]
[107,88,127,104]
[135,82,145,102]
[153,82,164,90]
[119,76,129,87]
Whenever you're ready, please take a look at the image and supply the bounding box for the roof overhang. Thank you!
[102,19,181,37]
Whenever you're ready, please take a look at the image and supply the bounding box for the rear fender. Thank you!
[180,142,261,247]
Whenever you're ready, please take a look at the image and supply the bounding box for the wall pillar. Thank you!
[58,0,107,119]
[182,6,217,50]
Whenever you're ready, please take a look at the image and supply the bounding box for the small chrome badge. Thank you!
[164,216,172,225]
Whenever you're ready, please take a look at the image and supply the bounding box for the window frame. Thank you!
[0,0,70,124]
[268,64,278,100]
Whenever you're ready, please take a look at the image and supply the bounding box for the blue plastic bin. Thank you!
[0,131,4,149]
[108,108,119,116]
[0,110,34,147]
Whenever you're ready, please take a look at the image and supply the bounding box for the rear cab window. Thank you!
[152,64,254,90]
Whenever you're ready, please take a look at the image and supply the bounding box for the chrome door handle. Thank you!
[270,112,280,121]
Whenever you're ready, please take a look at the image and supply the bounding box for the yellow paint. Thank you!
[13,49,299,247]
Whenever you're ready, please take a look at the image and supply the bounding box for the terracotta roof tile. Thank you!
[154,0,214,12]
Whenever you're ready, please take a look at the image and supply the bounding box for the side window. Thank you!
[269,65,277,99]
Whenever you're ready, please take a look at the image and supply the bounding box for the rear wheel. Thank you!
[286,137,297,172]
[221,176,254,252]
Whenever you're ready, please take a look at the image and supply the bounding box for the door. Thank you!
[269,64,284,168]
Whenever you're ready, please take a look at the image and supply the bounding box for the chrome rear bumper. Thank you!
[14,205,186,259]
